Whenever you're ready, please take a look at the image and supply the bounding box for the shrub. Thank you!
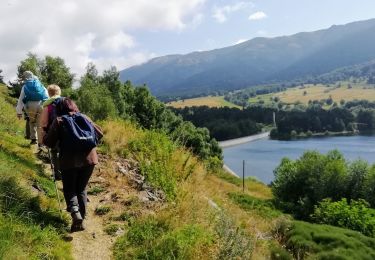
[362,165,375,207]
[214,212,253,259]
[279,221,375,259]
[128,131,178,199]
[311,198,375,237]
[272,150,348,219]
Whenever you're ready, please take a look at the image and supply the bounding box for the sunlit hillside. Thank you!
[249,82,375,105]
[167,96,241,108]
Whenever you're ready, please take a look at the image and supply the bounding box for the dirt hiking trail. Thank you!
[69,195,113,260]
[37,147,164,260]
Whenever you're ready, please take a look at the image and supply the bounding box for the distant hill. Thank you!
[120,19,375,97]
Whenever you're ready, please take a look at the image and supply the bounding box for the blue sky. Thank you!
[133,0,375,55]
[1,0,375,80]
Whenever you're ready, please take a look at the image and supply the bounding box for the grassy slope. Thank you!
[167,96,241,109]
[3,83,375,259]
[0,84,72,259]
[249,82,375,105]
[100,120,278,259]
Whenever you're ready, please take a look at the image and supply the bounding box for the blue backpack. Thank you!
[60,112,97,152]
[23,79,48,103]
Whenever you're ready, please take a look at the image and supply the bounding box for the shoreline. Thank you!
[223,164,239,177]
[220,131,270,178]
[219,131,270,148]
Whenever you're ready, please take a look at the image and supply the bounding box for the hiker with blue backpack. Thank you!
[16,71,48,145]
[43,98,103,232]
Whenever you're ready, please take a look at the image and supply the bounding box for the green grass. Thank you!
[87,185,106,195]
[282,221,375,259]
[114,216,213,260]
[228,192,281,218]
[104,224,122,236]
[0,84,71,259]
[95,205,112,215]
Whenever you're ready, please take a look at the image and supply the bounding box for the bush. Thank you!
[279,221,375,259]
[312,198,375,237]
[128,131,178,199]
[363,165,375,207]
[272,150,348,219]
[214,212,253,259]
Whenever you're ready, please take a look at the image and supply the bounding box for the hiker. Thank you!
[43,98,103,232]
[16,71,48,145]
[40,84,63,179]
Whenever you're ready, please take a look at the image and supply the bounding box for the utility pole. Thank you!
[242,160,245,192]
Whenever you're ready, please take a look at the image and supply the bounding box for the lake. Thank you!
[223,135,375,184]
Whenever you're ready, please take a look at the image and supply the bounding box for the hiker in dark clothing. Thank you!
[43,98,103,232]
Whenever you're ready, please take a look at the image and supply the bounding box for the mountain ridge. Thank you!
[120,18,375,97]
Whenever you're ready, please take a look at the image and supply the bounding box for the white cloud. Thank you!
[213,1,253,23]
[249,11,267,21]
[0,0,205,81]
[97,32,135,54]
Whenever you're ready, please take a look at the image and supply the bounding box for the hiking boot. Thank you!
[70,208,84,233]
[71,220,85,232]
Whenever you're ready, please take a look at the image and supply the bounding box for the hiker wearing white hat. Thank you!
[16,71,48,145]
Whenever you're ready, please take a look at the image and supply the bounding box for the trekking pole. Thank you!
[48,149,63,217]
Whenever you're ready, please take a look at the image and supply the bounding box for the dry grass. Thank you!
[250,82,375,105]
[101,120,143,156]
[99,118,278,258]
[167,96,241,108]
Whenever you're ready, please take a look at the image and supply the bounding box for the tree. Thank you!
[77,84,117,120]
[0,69,4,84]
[10,54,74,96]
[17,52,42,79]
[8,53,43,96]
[326,96,333,106]
[357,109,375,131]
[273,150,348,219]
[40,56,74,89]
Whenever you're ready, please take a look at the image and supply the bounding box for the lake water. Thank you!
[223,135,375,184]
